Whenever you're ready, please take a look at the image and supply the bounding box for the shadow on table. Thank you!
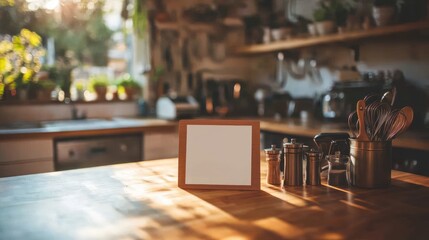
[185,178,429,239]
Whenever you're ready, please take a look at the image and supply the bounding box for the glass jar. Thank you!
[326,151,350,186]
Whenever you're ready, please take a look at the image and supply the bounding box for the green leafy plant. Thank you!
[89,74,110,89]
[117,73,141,89]
[133,0,148,38]
[313,7,331,22]
[38,79,57,90]
[313,0,356,24]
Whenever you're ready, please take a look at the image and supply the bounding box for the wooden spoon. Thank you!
[387,107,414,140]
[401,106,414,130]
[356,100,370,141]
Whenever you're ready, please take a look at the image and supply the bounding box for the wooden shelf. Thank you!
[155,21,220,33]
[236,20,429,54]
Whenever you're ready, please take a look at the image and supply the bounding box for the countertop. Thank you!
[258,118,429,151]
[1,117,428,151]
[1,157,428,239]
[0,118,177,140]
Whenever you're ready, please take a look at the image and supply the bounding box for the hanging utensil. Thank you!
[356,100,370,141]
[365,101,391,141]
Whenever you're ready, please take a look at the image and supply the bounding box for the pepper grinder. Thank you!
[306,148,322,185]
[283,138,304,186]
[264,144,281,186]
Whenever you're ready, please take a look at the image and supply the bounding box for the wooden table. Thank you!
[1,158,428,240]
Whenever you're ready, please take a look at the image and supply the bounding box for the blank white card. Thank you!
[185,125,252,185]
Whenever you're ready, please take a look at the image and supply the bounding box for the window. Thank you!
[0,0,149,103]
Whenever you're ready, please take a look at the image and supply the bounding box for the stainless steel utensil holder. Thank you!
[350,139,392,188]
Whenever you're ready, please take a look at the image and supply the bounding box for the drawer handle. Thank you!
[89,147,107,154]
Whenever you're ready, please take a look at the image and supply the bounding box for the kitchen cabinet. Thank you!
[0,139,54,177]
[144,131,178,160]
[0,118,178,177]
[237,20,429,54]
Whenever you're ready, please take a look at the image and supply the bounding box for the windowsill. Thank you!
[0,99,138,106]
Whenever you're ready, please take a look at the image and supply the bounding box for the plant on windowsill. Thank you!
[116,74,141,100]
[89,74,109,101]
[36,79,57,101]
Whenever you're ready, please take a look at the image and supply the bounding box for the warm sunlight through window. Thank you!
[26,0,60,10]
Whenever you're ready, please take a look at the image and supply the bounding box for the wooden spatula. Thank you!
[401,106,414,131]
[356,100,370,141]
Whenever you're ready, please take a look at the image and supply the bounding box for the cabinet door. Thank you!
[144,132,178,160]
[0,139,54,177]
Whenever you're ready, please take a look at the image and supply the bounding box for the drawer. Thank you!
[0,158,54,177]
[0,139,53,162]
[55,134,142,170]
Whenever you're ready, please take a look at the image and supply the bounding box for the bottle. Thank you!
[283,138,304,186]
[264,144,281,186]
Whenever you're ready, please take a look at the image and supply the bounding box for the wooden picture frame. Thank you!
[178,119,260,190]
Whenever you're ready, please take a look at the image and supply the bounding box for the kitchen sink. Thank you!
[41,119,112,128]
[0,119,117,131]
[41,118,118,129]
[0,118,169,132]
[0,122,43,130]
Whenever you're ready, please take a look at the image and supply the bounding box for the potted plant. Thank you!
[117,74,142,100]
[372,0,402,26]
[36,79,57,101]
[312,1,336,35]
[89,74,109,100]
[311,0,356,35]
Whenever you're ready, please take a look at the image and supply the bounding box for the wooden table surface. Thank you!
[1,158,429,240]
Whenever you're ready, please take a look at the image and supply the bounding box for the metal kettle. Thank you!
[321,88,346,120]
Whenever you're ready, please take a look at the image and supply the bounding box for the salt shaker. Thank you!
[283,138,304,186]
[264,144,281,186]
[306,149,322,185]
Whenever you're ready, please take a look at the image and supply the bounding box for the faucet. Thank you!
[65,98,87,120]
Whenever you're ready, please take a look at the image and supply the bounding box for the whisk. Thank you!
[348,94,413,141]
[364,101,392,141]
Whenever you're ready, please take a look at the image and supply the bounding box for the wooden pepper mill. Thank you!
[264,144,281,186]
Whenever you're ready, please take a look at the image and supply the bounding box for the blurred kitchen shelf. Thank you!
[236,20,429,54]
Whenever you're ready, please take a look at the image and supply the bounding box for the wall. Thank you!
[252,0,429,99]
[263,37,429,99]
